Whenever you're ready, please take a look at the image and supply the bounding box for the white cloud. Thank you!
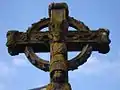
[79,56,108,74]
[12,58,28,67]
[12,54,30,67]
[0,54,29,78]
[70,55,120,77]
[0,61,16,78]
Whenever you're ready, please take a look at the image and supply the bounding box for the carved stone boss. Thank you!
[6,3,110,90]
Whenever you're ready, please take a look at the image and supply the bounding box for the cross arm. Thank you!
[6,30,50,55]
[66,29,111,54]
[6,29,110,56]
[67,29,110,71]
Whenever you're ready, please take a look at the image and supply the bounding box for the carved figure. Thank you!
[6,2,110,90]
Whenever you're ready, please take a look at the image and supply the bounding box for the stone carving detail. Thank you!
[6,2,111,90]
[18,32,28,41]
[6,31,18,47]
[24,46,49,72]
[30,32,44,41]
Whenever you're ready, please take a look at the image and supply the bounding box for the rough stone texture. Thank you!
[6,2,111,90]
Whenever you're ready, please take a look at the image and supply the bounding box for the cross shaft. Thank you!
[6,2,111,90]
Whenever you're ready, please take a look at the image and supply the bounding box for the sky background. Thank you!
[0,0,120,90]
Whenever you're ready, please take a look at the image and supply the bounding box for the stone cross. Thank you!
[6,3,110,90]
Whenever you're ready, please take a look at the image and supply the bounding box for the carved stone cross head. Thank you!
[6,2,110,90]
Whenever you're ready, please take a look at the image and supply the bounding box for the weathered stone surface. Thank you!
[6,2,110,90]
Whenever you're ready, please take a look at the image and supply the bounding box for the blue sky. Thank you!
[0,0,120,90]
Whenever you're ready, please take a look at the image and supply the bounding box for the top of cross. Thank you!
[6,2,110,72]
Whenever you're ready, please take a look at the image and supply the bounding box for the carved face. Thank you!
[49,31,61,42]
[53,32,61,41]
[52,70,65,82]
